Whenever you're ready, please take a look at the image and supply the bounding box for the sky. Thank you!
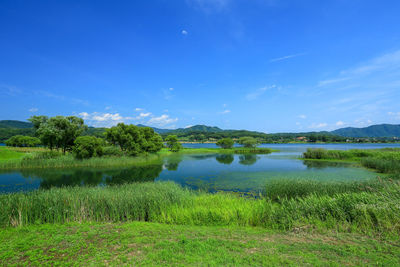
[1,0,400,133]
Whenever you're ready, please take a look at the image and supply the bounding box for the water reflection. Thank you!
[16,164,164,189]
[163,155,183,171]
[216,154,234,165]
[302,160,350,169]
[238,154,258,165]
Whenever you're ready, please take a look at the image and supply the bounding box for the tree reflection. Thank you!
[238,154,258,165]
[215,154,234,165]
[163,155,183,171]
[302,160,348,169]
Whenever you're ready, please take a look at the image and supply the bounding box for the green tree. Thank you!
[216,138,234,149]
[36,116,87,153]
[5,135,41,147]
[105,124,163,155]
[73,136,104,159]
[165,135,182,152]
[237,137,258,148]
[28,115,48,131]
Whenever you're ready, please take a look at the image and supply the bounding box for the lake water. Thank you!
[1,143,399,194]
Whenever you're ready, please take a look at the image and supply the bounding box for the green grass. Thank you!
[1,222,399,266]
[1,181,400,236]
[303,148,400,174]
[0,146,26,161]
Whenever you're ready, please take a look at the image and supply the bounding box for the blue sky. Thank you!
[1,0,400,133]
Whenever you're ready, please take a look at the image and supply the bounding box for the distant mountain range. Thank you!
[1,120,400,138]
[331,124,400,138]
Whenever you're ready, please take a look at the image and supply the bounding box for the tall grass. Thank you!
[0,153,163,170]
[0,182,190,227]
[1,181,399,235]
[263,179,383,201]
[303,148,400,174]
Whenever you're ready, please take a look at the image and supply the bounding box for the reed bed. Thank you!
[1,180,399,235]
[0,153,163,170]
[263,179,384,201]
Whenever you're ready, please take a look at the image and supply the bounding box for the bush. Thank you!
[216,138,234,149]
[5,135,41,147]
[102,146,124,157]
[165,135,182,152]
[73,136,104,159]
[237,137,258,148]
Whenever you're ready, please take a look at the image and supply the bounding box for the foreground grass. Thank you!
[1,181,400,237]
[1,222,399,266]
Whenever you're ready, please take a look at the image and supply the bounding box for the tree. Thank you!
[73,136,104,159]
[165,135,182,152]
[28,115,48,131]
[216,138,234,149]
[5,135,41,147]
[36,116,87,153]
[105,123,163,155]
[237,137,258,148]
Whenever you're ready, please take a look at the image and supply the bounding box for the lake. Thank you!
[1,143,399,194]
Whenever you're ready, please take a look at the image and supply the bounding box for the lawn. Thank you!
[1,222,399,266]
[0,146,26,161]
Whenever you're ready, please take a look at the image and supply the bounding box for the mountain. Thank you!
[0,120,33,129]
[137,124,223,134]
[331,124,400,138]
[136,124,173,134]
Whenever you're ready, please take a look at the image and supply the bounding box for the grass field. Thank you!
[1,222,399,266]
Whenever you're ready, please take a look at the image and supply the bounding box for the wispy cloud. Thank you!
[36,90,89,106]
[186,0,231,13]
[336,121,345,126]
[0,84,22,96]
[388,111,400,120]
[219,109,231,114]
[297,114,307,119]
[246,85,276,100]
[269,53,306,63]
[181,30,188,35]
[29,108,38,112]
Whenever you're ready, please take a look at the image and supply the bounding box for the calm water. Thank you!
[1,143,399,193]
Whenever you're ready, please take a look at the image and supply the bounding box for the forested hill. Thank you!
[331,124,400,138]
[0,120,33,129]
[1,120,400,143]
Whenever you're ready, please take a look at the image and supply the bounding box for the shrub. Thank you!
[102,146,124,157]
[5,135,41,147]
[165,135,182,152]
[237,137,258,148]
[73,136,104,159]
[216,138,234,149]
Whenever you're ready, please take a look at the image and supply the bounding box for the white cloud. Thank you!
[181,30,188,35]
[336,121,345,126]
[298,114,307,119]
[78,112,129,127]
[105,106,111,110]
[135,108,143,112]
[246,85,276,100]
[269,53,306,63]
[309,122,328,129]
[147,114,178,128]
[29,108,38,112]
[169,87,174,91]
[295,122,301,125]
[185,125,193,128]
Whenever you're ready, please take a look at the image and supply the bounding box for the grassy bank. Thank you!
[0,146,276,170]
[302,148,400,174]
[1,221,398,266]
[1,180,399,236]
